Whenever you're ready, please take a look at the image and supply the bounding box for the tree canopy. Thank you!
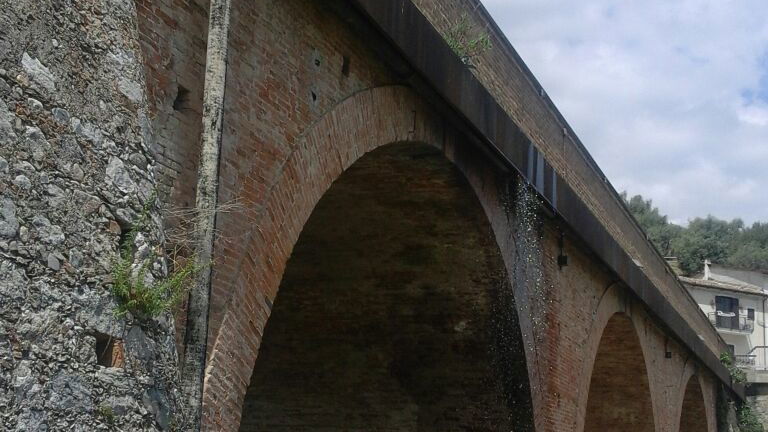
[621,193,768,275]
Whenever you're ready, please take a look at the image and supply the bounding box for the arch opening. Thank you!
[584,313,655,431]
[679,375,708,432]
[237,142,534,431]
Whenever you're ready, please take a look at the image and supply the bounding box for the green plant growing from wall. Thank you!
[444,14,492,66]
[738,403,764,432]
[720,351,747,384]
[111,195,203,318]
[97,404,115,425]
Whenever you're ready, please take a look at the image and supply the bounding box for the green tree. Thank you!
[742,222,768,245]
[621,192,768,275]
[671,216,742,274]
[728,242,768,271]
[622,193,682,256]
[728,222,768,270]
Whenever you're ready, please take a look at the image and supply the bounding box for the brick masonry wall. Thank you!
[536,213,718,432]
[135,0,208,211]
[134,0,209,357]
[0,0,733,430]
[680,375,709,431]
[583,314,655,431]
[238,142,527,431]
[141,0,728,430]
[201,83,718,432]
[205,0,396,357]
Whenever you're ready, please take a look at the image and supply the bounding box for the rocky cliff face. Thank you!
[0,0,180,430]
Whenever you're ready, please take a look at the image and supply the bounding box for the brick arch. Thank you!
[583,312,656,431]
[201,85,537,431]
[574,283,659,431]
[239,141,537,430]
[676,369,711,432]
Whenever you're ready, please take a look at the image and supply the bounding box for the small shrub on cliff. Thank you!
[111,196,202,318]
[97,404,115,425]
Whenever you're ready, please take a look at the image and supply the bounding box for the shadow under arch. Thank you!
[677,373,709,432]
[236,141,535,431]
[583,312,655,431]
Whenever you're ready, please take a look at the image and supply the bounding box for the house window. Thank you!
[748,308,755,321]
[727,344,735,356]
[715,296,739,330]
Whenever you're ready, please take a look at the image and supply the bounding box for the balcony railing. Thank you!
[736,354,757,367]
[739,347,768,372]
[707,312,754,333]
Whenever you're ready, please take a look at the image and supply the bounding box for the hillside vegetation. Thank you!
[622,193,768,275]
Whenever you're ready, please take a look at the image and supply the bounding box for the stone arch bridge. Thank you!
[109,0,750,430]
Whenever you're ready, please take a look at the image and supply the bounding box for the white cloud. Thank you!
[738,104,768,127]
[483,0,768,224]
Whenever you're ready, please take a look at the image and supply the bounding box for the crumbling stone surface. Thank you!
[0,0,180,430]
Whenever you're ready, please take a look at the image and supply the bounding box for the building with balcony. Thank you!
[680,261,768,384]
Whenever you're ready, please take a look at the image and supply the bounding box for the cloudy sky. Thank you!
[483,0,768,225]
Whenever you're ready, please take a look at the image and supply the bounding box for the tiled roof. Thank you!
[679,276,767,297]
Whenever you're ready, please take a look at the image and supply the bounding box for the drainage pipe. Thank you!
[180,0,232,429]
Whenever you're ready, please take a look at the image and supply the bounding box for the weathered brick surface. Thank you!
[410,0,725,358]
[135,0,208,211]
[238,142,527,431]
[679,374,710,432]
[203,84,430,431]
[134,0,209,356]
[200,80,717,431]
[205,0,395,358]
[0,0,737,430]
[584,314,655,431]
[134,1,726,431]
[536,224,716,432]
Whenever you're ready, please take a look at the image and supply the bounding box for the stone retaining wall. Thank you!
[0,1,179,430]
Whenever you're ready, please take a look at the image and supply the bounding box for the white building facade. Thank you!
[681,261,768,381]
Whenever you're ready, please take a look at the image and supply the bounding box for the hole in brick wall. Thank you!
[341,55,350,77]
[310,90,317,103]
[173,85,191,111]
[95,333,125,368]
